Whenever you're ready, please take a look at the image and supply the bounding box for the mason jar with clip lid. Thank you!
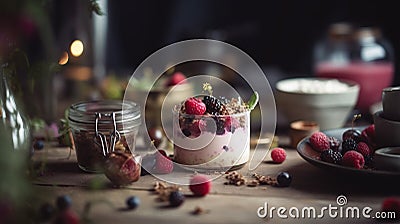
[68,100,141,172]
[314,23,394,113]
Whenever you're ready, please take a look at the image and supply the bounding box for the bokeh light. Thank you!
[58,51,69,65]
[70,40,84,57]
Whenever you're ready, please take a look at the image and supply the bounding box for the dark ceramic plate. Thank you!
[297,127,400,177]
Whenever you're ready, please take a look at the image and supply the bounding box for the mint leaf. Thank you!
[247,92,259,110]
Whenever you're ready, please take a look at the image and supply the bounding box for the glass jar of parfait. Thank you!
[68,100,141,173]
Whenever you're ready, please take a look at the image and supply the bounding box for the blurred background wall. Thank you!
[2,0,400,122]
[97,0,400,85]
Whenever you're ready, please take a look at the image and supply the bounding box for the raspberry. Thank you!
[154,151,173,174]
[356,142,371,158]
[341,138,357,155]
[342,150,365,169]
[361,124,376,145]
[270,148,286,163]
[184,97,206,115]
[167,72,186,86]
[309,132,330,152]
[224,116,239,133]
[381,197,400,220]
[53,209,79,224]
[320,149,342,164]
[189,174,212,196]
[140,153,156,176]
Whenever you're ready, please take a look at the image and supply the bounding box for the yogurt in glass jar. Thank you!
[173,95,252,170]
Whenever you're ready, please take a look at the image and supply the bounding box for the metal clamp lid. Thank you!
[95,112,121,156]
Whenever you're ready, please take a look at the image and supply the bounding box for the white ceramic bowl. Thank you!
[275,78,360,130]
[374,147,400,172]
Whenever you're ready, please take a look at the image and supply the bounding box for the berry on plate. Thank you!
[270,148,286,163]
[309,132,330,152]
[341,138,357,155]
[342,150,365,169]
[328,136,341,151]
[189,174,212,196]
[320,149,342,164]
[356,142,371,158]
[361,124,376,145]
[184,97,206,115]
[342,129,362,143]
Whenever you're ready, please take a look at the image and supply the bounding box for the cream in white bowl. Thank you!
[275,78,360,130]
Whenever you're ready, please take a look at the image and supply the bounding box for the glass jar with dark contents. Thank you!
[68,100,141,172]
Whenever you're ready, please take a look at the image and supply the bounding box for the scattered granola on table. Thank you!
[224,171,279,187]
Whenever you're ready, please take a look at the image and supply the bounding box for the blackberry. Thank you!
[320,149,342,164]
[341,138,357,154]
[202,96,227,115]
[328,137,341,151]
[182,129,191,137]
[215,118,226,135]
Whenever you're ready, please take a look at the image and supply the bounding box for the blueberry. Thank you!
[56,195,72,210]
[126,196,140,210]
[276,172,292,187]
[39,202,55,221]
[34,140,44,150]
[169,191,185,207]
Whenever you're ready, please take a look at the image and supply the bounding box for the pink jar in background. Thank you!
[314,23,394,112]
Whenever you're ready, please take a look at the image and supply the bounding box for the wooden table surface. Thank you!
[31,135,400,224]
